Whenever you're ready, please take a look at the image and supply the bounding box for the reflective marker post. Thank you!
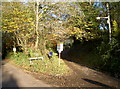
[57,43,63,66]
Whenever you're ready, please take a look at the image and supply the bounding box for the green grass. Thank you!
[6,52,71,75]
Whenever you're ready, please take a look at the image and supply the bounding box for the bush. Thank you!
[96,37,120,78]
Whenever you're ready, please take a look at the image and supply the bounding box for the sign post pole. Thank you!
[57,43,63,66]
[58,51,60,66]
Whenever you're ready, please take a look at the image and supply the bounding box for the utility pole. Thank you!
[96,3,112,43]
[106,3,112,43]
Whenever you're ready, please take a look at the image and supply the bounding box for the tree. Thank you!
[2,2,35,53]
[109,2,120,37]
[65,2,101,41]
[2,1,110,57]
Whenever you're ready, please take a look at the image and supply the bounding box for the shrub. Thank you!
[96,37,120,78]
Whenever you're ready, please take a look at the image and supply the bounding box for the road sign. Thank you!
[13,48,16,52]
[57,43,63,53]
[13,47,16,54]
[57,43,63,66]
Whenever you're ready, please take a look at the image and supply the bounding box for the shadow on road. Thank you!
[2,66,20,88]
[2,75,19,88]
[82,78,115,88]
[61,47,90,68]
[61,44,119,88]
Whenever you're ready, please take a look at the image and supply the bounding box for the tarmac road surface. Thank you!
[2,61,51,88]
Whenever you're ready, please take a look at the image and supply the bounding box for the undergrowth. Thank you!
[6,52,71,75]
[67,38,120,79]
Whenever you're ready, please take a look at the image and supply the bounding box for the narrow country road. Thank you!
[1,54,120,88]
[2,61,51,88]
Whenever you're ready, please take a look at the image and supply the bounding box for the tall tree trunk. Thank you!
[35,0,39,49]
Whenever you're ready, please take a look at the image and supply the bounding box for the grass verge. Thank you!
[6,52,72,75]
